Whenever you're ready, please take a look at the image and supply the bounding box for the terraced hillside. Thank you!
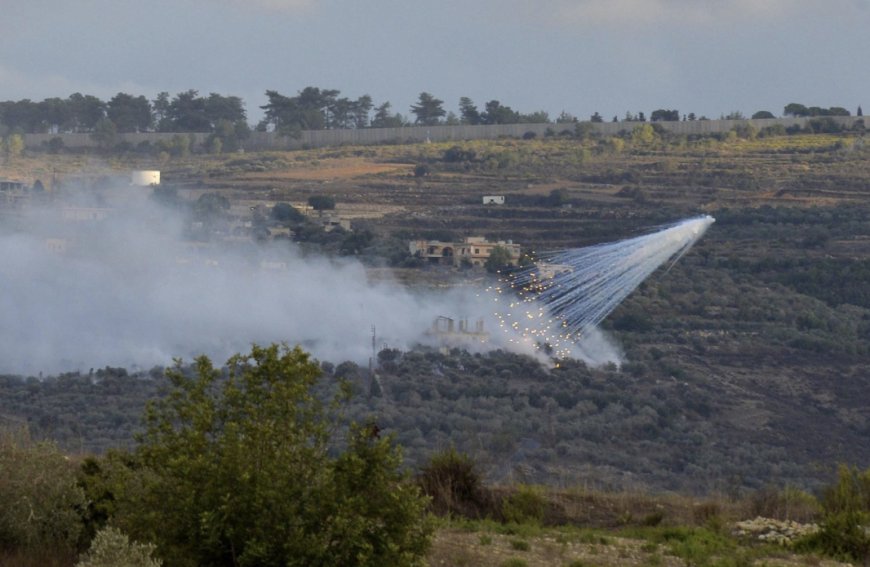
[1,130,869,492]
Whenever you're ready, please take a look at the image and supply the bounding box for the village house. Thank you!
[409,236,521,267]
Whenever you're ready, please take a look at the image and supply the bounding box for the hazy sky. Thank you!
[2,0,868,121]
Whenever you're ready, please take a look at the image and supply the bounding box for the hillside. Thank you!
[1,128,869,493]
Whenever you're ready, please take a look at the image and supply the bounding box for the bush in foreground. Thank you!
[76,526,161,567]
[418,448,488,518]
[798,464,870,564]
[109,344,432,567]
[0,428,85,558]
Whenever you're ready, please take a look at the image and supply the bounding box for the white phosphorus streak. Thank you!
[490,215,714,358]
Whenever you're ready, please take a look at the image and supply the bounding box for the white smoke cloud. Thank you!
[2,188,622,375]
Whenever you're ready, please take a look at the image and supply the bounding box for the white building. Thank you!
[131,170,160,186]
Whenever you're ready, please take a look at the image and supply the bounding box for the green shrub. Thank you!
[642,511,665,526]
[113,344,432,567]
[76,526,161,567]
[798,464,870,563]
[418,448,486,518]
[652,527,736,566]
[510,539,531,551]
[502,485,547,525]
[0,427,85,555]
[749,485,820,522]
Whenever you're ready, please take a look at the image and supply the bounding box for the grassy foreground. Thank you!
[427,521,848,567]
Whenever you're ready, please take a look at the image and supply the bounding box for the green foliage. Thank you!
[76,451,142,547]
[0,427,85,555]
[751,110,775,119]
[45,136,65,153]
[115,344,431,567]
[608,136,625,153]
[798,464,870,563]
[410,92,446,126]
[485,245,514,273]
[193,192,230,221]
[443,145,478,163]
[748,485,820,522]
[107,93,152,133]
[502,485,547,525]
[418,448,486,517]
[76,526,161,567]
[630,123,657,146]
[308,194,336,210]
[650,109,679,122]
[270,202,304,224]
[646,526,737,566]
[90,119,117,150]
[3,133,24,157]
[481,100,519,125]
[509,538,531,551]
[206,136,222,154]
[731,122,758,139]
[641,511,665,527]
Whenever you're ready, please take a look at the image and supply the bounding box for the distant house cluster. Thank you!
[409,236,521,267]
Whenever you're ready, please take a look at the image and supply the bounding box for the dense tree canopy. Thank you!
[370,102,406,128]
[107,93,152,133]
[259,87,375,135]
[410,92,446,126]
[459,97,482,125]
[482,100,519,125]
[650,109,680,121]
[110,344,431,567]
[784,103,851,117]
[752,110,776,119]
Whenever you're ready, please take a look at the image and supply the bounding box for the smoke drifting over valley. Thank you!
[1,178,718,376]
[1,190,524,375]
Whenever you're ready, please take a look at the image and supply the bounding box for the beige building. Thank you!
[409,236,521,267]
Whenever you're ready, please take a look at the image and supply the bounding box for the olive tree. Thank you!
[484,245,514,273]
[0,427,85,556]
[116,344,431,567]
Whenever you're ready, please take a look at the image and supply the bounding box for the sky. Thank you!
[1,0,868,122]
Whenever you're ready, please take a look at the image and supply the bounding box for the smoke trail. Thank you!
[491,215,715,360]
[0,196,495,375]
[0,191,711,375]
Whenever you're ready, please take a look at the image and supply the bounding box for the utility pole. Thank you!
[368,325,376,398]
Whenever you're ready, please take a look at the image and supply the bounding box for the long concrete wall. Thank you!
[22,116,865,152]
